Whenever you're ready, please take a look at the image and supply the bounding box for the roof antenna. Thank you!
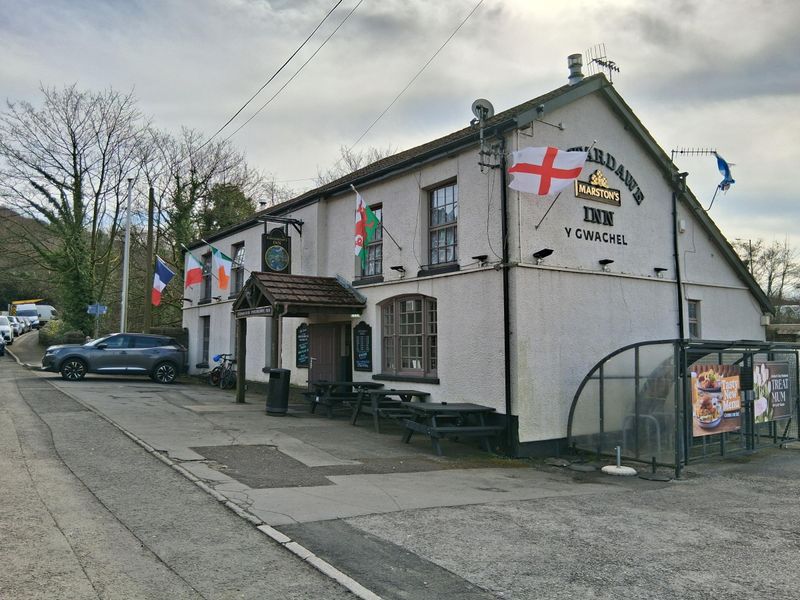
[471,98,497,172]
[584,43,620,83]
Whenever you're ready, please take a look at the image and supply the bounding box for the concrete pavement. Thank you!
[8,333,800,599]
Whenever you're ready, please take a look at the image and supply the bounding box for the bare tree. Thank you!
[733,238,800,320]
[0,85,143,332]
[315,145,395,186]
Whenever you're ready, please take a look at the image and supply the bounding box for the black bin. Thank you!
[266,368,291,416]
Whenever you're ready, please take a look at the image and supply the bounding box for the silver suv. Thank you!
[42,333,187,383]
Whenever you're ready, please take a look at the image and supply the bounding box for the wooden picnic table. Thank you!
[306,380,384,418]
[350,388,430,433]
[401,402,503,456]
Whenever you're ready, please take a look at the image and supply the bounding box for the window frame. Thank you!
[428,181,458,267]
[379,294,437,379]
[201,253,212,303]
[687,300,701,339]
[231,242,246,295]
[200,316,211,365]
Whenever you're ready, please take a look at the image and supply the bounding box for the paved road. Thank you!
[0,356,352,599]
[5,334,800,600]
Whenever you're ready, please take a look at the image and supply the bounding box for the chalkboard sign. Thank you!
[296,323,309,368]
[353,321,372,371]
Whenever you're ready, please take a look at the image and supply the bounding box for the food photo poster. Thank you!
[690,362,792,437]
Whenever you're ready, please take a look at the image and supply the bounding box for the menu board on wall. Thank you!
[353,321,372,372]
[296,323,309,368]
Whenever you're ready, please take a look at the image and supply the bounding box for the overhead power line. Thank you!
[223,0,365,143]
[350,0,485,149]
[196,0,344,152]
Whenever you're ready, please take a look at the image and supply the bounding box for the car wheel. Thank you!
[152,361,178,384]
[60,358,87,381]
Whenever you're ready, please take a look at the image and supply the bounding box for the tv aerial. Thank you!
[471,99,498,172]
[585,43,620,83]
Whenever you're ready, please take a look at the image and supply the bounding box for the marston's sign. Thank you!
[568,146,645,204]
[575,170,621,206]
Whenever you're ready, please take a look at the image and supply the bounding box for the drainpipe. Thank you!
[672,179,686,340]
[499,141,514,453]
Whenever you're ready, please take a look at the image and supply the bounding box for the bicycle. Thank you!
[212,353,237,390]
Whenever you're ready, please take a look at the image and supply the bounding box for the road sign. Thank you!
[87,303,108,315]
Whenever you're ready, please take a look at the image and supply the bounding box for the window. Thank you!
[361,205,383,277]
[231,243,246,294]
[380,295,437,377]
[201,253,212,302]
[429,182,457,265]
[688,300,701,339]
[200,316,211,364]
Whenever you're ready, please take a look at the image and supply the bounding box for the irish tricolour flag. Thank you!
[184,251,203,288]
[211,246,233,290]
[354,190,380,269]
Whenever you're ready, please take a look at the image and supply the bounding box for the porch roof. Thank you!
[232,272,366,318]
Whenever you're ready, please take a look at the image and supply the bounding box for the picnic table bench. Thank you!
[401,402,504,456]
[350,389,430,433]
[305,381,383,418]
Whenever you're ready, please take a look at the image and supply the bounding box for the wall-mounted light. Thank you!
[390,265,406,278]
[532,248,554,265]
[181,297,193,304]
[598,259,614,272]
[472,254,489,266]
[654,267,667,278]
[212,296,222,302]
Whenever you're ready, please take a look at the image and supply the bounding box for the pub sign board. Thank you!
[353,321,372,371]
[262,227,291,274]
[296,323,309,369]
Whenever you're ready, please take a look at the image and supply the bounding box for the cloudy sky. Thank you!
[2,0,799,246]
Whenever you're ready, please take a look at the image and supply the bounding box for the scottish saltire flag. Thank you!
[152,256,176,306]
[715,153,735,192]
[508,147,588,196]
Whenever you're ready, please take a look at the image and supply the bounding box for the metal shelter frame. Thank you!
[567,339,800,478]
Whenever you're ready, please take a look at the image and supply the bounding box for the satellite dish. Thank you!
[471,98,494,122]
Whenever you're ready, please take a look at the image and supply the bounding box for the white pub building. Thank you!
[182,56,770,457]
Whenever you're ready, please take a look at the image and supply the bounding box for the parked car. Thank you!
[8,316,24,337]
[0,316,14,344]
[41,333,187,383]
[0,335,5,356]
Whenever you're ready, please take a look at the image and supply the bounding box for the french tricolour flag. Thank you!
[152,256,176,306]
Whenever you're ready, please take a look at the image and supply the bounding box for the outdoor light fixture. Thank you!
[598,259,614,272]
[472,254,489,266]
[212,296,222,302]
[390,265,406,278]
[654,267,667,278]
[532,248,554,264]
[181,297,193,304]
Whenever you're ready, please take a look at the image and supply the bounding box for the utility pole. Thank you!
[143,186,155,332]
[120,178,133,333]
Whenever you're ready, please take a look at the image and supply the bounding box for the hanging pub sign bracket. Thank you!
[258,216,303,236]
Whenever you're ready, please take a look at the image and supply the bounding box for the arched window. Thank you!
[380,295,437,378]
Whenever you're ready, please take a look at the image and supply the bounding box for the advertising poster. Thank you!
[754,362,791,422]
[690,364,741,438]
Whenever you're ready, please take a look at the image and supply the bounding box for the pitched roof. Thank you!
[232,272,365,318]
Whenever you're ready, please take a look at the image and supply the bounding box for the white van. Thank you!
[36,305,57,324]
[15,304,41,328]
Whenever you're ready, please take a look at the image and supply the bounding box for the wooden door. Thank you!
[309,324,338,384]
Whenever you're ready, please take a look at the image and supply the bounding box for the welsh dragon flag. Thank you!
[211,246,232,290]
[354,191,380,268]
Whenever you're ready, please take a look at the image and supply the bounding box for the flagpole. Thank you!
[120,178,133,333]
[351,184,402,250]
